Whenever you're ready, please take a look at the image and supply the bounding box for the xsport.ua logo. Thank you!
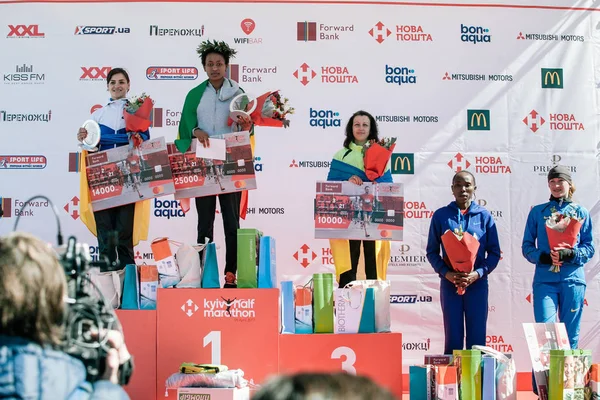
[460,23,491,44]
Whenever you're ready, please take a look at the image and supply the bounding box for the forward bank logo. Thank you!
[391,153,414,174]
[467,109,490,130]
[541,68,563,88]
[0,197,11,218]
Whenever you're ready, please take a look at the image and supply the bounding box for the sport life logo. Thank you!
[385,65,417,86]
[461,23,491,44]
[309,108,341,129]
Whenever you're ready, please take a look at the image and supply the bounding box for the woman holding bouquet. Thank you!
[522,166,594,350]
[327,110,393,288]
[175,40,252,288]
[76,68,150,269]
[426,171,501,354]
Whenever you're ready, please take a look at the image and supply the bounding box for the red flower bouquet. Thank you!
[441,227,480,295]
[124,93,154,147]
[362,137,396,181]
[545,207,583,272]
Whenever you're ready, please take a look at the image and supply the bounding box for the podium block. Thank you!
[156,288,279,398]
[115,310,157,400]
[279,333,403,399]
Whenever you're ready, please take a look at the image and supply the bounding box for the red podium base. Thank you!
[279,333,403,399]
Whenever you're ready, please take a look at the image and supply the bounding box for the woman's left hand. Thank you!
[237,115,253,131]
[464,271,479,287]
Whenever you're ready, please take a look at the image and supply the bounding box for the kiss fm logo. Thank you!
[293,63,358,86]
[369,22,433,43]
[4,64,45,85]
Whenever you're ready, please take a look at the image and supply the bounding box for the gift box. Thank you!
[177,387,249,400]
[409,365,435,400]
[435,365,458,400]
[549,349,575,400]
[312,273,334,333]
[237,228,263,288]
[453,349,482,400]
[295,286,313,334]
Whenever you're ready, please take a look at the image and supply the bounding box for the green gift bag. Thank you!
[236,228,262,288]
[573,349,592,400]
[312,273,334,333]
[453,349,481,400]
[549,349,575,400]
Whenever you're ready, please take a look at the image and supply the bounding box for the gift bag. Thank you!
[435,365,458,400]
[295,286,313,334]
[176,243,204,288]
[151,237,181,288]
[409,365,435,400]
[201,242,220,289]
[345,280,390,332]
[453,349,482,400]
[237,228,262,288]
[482,356,497,400]
[334,286,375,334]
[472,345,516,400]
[549,350,575,400]
[572,349,591,400]
[312,273,334,333]
[88,268,125,309]
[257,236,276,289]
[591,364,600,399]
[139,265,158,310]
[121,264,140,310]
[280,281,295,334]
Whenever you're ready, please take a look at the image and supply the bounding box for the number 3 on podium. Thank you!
[331,346,357,374]
[204,331,221,365]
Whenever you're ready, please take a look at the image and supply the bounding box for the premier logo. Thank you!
[385,65,417,86]
[309,108,341,129]
[460,23,491,44]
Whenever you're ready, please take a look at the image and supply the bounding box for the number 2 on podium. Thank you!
[203,331,221,365]
[331,346,357,374]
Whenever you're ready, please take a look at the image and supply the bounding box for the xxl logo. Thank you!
[154,198,185,219]
[467,109,490,130]
[309,108,341,129]
[447,153,471,172]
[234,18,262,44]
[293,244,317,268]
[4,64,45,84]
[369,22,392,43]
[385,65,417,86]
[0,156,46,169]
[390,294,433,304]
[7,24,44,38]
[64,196,80,220]
[391,153,414,174]
[542,68,563,88]
[523,110,545,133]
[203,297,256,319]
[80,67,111,81]
[146,67,198,80]
[0,197,12,218]
[461,23,491,44]
[75,26,130,35]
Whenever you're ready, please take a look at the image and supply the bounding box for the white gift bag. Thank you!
[176,241,209,288]
[88,268,125,309]
[345,280,391,333]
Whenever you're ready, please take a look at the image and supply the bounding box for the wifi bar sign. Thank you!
[233,18,263,44]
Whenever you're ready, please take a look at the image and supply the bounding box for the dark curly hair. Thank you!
[197,39,237,66]
[343,110,379,149]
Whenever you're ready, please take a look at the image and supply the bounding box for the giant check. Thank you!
[167,131,257,199]
[86,137,175,211]
[314,181,404,241]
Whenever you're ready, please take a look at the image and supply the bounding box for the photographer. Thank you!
[0,232,131,399]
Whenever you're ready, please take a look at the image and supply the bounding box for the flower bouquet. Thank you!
[362,137,396,182]
[544,207,583,272]
[441,226,480,295]
[229,90,294,132]
[124,93,154,148]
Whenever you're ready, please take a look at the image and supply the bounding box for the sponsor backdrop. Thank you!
[1,0,600,375]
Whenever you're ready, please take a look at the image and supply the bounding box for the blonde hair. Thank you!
[568,183,576,199]
[0,232,66,346]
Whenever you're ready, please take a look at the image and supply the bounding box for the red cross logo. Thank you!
[517,32,525,40]
[523,110,545,133]
[447,153,471,172]
[81,66,111,80]
[293,63,317,86]
[293,244,317,268]
[181,299,199,317]
[442,72,452,80]
[64,196,80,220]
[369,22,391,43]
[289,159,299,167]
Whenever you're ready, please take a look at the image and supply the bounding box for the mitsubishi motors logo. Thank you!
[447,153,471,172]
[294,244,317,268]
[369,22,391,43]
[64,196,80,220]
[523,109,545,133]
[181,299,199,317]
[293,63,317,86]
[442,72,451,80]
[517,32,525,40]
[289,159,299,167]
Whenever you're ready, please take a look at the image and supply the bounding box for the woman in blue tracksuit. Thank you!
[76,68,150,269]
[426,170,501,354]
[522,165,594,350]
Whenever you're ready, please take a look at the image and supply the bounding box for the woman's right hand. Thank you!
[193,128,210,148]
[349,175,363,185]
[77,127,87,142]
[445,271,468,287]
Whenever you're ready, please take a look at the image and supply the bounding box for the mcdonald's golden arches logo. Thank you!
[541,68,563,88]
[467,109,490,130]
[391,153,414,174]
